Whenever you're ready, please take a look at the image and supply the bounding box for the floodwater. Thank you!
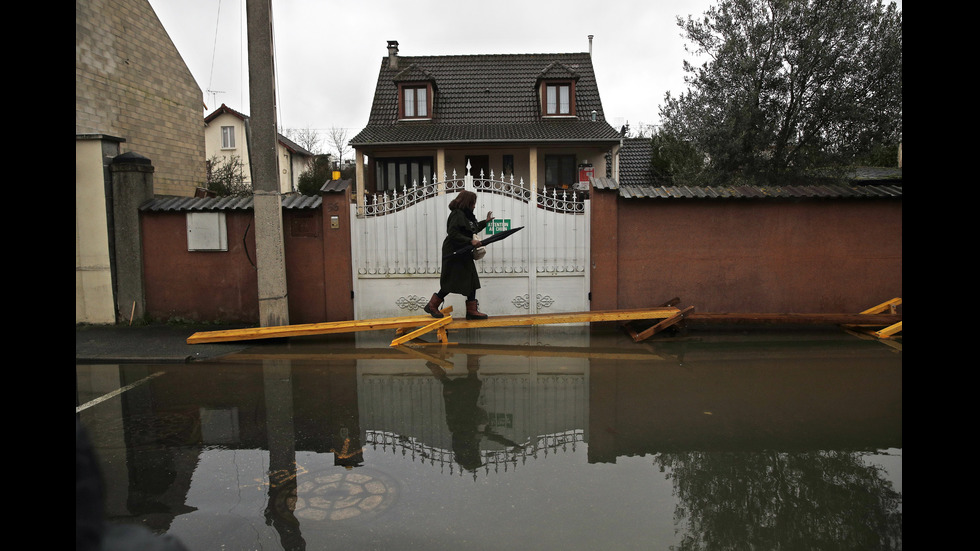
[76,326,902,551]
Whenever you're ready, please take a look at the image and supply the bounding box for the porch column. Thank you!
[436,148,446,193]
[528,146,538,195]
[528,146,538,314]
[355,148,365,215]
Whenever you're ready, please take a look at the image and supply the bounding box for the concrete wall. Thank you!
[76,0,205,197]
[590,194,903,314]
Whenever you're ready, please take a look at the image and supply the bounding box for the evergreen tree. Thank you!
[658,0,902,185]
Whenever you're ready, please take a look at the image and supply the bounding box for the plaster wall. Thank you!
[76,139,117,323]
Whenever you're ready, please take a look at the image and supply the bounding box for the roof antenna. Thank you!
[588,35,594,57]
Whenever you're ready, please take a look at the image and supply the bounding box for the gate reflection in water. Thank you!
[75,329,901,550]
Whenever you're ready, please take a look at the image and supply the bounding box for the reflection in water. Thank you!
[657,450,902,550]
[425,355,523,472]
[76,331,901,550]
[262,360,306,551]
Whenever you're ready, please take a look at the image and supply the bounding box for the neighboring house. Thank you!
[350,40,624,208]
[204,104,315,194]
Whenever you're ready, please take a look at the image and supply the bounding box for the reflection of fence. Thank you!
[359,368,587,478]
[365,428,585,478]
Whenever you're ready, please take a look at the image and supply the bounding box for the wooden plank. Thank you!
[442,307,681,329]
[632,306,695,342]
[622,298,681,339]
[873,321,902,339]
[187,307,678,345]
[859,298,902,315]
[390,316,453,346]
[684,313,901,325]
[395,306,453,335]
[187,313,449,344]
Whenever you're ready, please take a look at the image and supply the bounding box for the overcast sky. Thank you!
[146,0,721,148]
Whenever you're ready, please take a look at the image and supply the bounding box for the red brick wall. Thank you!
[591,195,902,313]
[141,190,900,324]
[142,191,353,324]
[142,210,259,322]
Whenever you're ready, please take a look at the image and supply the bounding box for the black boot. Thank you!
[465,299,488,320]
[424,293,444,318]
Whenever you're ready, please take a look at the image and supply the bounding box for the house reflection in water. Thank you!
[76,332,901,549]
[358,352,588,477]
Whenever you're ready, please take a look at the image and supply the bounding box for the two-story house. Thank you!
[344,40,624,320]
[350,40,624,209]
[204,103,314,194]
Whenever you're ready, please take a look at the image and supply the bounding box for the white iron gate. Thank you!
[351,164,590,320]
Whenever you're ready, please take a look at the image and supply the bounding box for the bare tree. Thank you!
[284,126,323,154]
[328,126,351,166]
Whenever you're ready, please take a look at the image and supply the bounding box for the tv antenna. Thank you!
[207,89,226,109]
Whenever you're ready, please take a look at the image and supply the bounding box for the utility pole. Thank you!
[246,0,289,327]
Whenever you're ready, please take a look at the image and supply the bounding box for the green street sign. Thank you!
[486,219,511,235]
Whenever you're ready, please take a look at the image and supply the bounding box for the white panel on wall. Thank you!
[186,212,228,251]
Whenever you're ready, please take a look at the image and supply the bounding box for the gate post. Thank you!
[109,151,154,323]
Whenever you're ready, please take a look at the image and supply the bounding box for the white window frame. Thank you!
[221,126,236,149]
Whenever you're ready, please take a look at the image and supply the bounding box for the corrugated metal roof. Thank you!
[320,179,352,193]
[142,194,325,212]
[610,183,902,200]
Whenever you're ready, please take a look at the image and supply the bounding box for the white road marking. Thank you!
[76,371,166,413]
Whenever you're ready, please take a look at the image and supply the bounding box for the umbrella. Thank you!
[443,226,524,260]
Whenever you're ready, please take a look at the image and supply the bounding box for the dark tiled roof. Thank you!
[617,137,652,187]
[278,134,314,157]
[351,52,622,146]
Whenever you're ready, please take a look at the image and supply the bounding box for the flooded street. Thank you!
[76,327,902,550]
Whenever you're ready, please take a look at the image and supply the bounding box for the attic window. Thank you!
[543,81,575,116]
[400,84,431,119]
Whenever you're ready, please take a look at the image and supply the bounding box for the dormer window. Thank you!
[399,83,431,119]
[546,84,570,115]
[541,80,576,117]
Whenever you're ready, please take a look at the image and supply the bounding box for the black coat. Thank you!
[440,208,488,296]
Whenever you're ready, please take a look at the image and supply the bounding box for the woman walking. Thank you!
[425,190,494,320]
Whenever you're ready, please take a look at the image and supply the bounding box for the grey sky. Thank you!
[148,0,718,141]
[147,0,900,150]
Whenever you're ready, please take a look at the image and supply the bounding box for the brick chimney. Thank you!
[387,40,399,69]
